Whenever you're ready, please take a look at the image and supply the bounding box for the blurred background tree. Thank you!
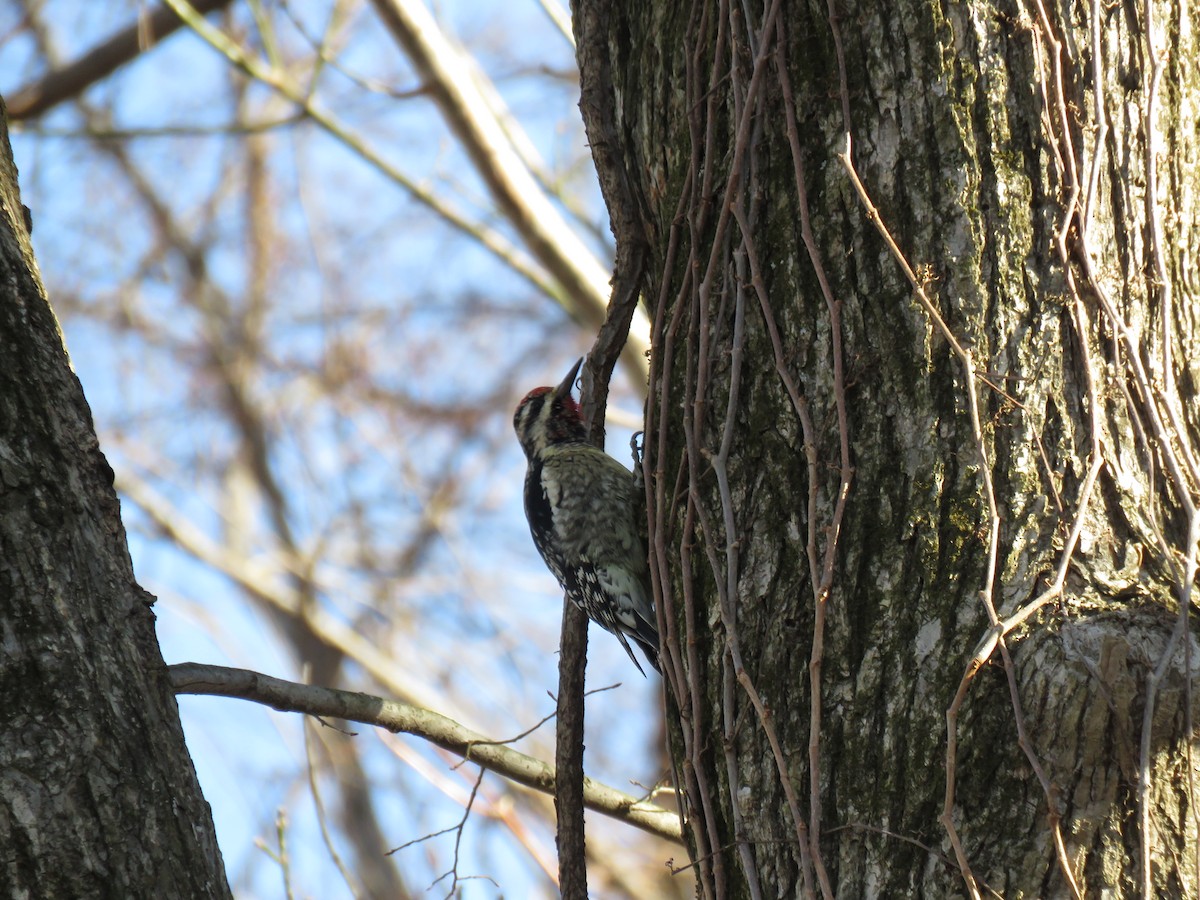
[1,1,677,897]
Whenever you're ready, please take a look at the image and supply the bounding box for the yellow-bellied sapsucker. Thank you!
[513,358,661,675]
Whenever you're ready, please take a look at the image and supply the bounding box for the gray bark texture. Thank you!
[575,0,1200,897]
[0,104,230,897]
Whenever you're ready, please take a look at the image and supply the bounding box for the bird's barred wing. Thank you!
[524,444,660,673]
[537,446,645,567]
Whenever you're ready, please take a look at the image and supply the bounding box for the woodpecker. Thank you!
[513,358,661,675]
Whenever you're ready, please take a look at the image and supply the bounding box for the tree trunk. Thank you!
[0,105,230,897]
[576,0,1200,896]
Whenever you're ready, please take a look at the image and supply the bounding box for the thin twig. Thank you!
[303,716,363,899]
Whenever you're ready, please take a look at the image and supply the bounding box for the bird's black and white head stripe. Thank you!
[513,357,585,457]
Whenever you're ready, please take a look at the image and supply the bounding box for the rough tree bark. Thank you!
[0,104,230,897]
[576,0,1200,897]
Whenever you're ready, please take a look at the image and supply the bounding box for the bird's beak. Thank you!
[556,357,583,400]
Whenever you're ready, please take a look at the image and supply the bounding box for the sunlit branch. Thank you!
[366,0,650,378]
[169,663,684,844]
[6,0,236,120]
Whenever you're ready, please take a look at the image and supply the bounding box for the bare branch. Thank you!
[6,0,236,120]
[169,663,684,844]
[367,0,650,382]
